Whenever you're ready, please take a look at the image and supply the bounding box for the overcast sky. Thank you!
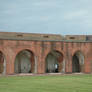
[0,0,92,35]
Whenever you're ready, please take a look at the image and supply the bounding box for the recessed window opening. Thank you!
[43,35,49,38]
[17,34,23,37]
[69,37,75,39]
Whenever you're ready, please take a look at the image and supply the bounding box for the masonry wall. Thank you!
[0,40,92,75]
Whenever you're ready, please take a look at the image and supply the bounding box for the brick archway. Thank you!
[45,50,64,73]
[14,49,35,74]
[72,51,84,73]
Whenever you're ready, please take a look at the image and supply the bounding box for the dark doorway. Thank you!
[72,55,80,73]
[72,54,80,73]
[72,51,84,73]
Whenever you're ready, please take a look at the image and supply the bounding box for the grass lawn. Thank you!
[0,74,92,92]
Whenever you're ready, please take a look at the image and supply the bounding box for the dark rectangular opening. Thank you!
[69,37,75,39]
[17,34,23,37]
[43,36,49,38]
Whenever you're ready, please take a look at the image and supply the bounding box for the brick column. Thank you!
[65,54,72,73]
[5,48,15,75]
[6,55,15,75]
[84,58,91,73]
[36,42,43,74]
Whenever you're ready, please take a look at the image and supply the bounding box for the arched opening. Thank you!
[72,51,84,73]
[14,50,35,74]
[45,51,64,73]
[0,51,6,75]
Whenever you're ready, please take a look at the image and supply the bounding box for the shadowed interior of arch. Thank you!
[45,51,63,73]
[0,51,5,74]
[72,51,84,73]
[14,50,35,74]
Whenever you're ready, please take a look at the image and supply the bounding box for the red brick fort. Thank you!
[0,32,92,75]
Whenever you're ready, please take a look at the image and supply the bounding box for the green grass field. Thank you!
[0,74,92,92]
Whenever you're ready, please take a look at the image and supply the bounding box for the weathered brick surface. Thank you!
[0,40,92,74]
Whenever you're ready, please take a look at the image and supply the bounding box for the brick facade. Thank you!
[0,39,92,75]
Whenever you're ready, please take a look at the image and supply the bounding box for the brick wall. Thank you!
[0,40,92,74]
